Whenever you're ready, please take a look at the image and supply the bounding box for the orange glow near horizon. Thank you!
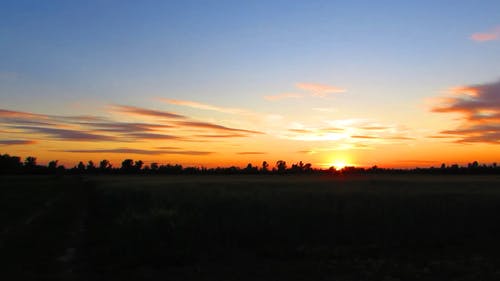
[1,78,499,169]
[331,161,347,170]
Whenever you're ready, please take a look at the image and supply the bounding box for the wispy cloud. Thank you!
[288,128,314,134]
[126,133,183,140]
[194,133,247,138]
[470,26,500,42]
[0,109,48,119]
[264,93,303,101]
[264,82,345,101]
[110,105,186,119]
[176,121,263,134]
[351,135,378,139]
[0,104,264,150]
[159,98,246,114]
[154,146,180,150]
[430,78,500,144]
[312,107,336,112]
[427,135,457,139]
[0,140,36,145]
[62,148,213,155]
[13,126,116,142]
[283,119,413,144]
[296,82,346,97]
[237,151,267,155]
[359,125,390,130]
[387,136,415,140]
[81,122,173,133]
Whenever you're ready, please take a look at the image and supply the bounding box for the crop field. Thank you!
[2,174,500,280]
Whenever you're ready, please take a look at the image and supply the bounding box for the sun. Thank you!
[331,160,347,170]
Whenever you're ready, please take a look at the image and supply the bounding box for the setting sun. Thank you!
[331,161,347,170]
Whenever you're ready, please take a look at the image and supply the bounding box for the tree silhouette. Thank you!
[99,159,111,171]
[77,161,86,172]
[0,154,22,172]
[276,160,287,174]
[121,159,135,173]
[134,160,144,171]
[151,162,159,171]
[48,160,58,170]
[87,160,96,171]
[261,161,269,173]
[24,156,37,169]
[1,151,499,175]
[303,162,312,172]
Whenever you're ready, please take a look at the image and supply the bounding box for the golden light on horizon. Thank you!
[331,160,348,170]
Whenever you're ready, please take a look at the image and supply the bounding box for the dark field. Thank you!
[2,175,500,280]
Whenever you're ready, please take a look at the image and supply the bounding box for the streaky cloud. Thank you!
[0,108,48,119]
[111,104,186,119]
[470,26,500,42]
[430,78,500,144]
[159,98,246,114]
[126,132,183,140]
[264,93,303,101]
[387,136,415,140]
[288,128,313,134]
[0,140,37,145]
[82,122,173,133]
[14,126,116,142]
[427,135,458,139]
[177,121,263,134]
[351,135,378,139]
[0,117,55,126]
[62,148,213,156]
[360,126,390,130]
[55,115,110,123]
[194,133,247,138]
[296,82,346,97]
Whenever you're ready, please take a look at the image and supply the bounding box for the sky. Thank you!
[1,0,499,169]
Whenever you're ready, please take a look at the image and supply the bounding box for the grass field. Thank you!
[2,174,500,280]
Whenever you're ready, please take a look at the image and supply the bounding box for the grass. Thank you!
[0,176,87,280]
[2,174,500,280]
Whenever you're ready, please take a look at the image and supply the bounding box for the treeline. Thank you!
[1,153,499,175]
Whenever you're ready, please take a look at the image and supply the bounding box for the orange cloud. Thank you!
[470,26,500,42]
[264,83,345,101]
[0,104,264,149]
[295,82,346,97]
[283,119,413,145]
[13,126,117,142]
[159,98,245,114]
[61,148,213,156]
[176,121,263,134]
[430,79,500,144]
[264,93,303,101]
[110,105,186,119]
[351,135,378,139]
[0,140,37,145]
[82,122,173,133]
[194,133,247,138]
[126,133,183,140]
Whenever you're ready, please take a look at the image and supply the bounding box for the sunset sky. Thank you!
[1,0,499,169]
